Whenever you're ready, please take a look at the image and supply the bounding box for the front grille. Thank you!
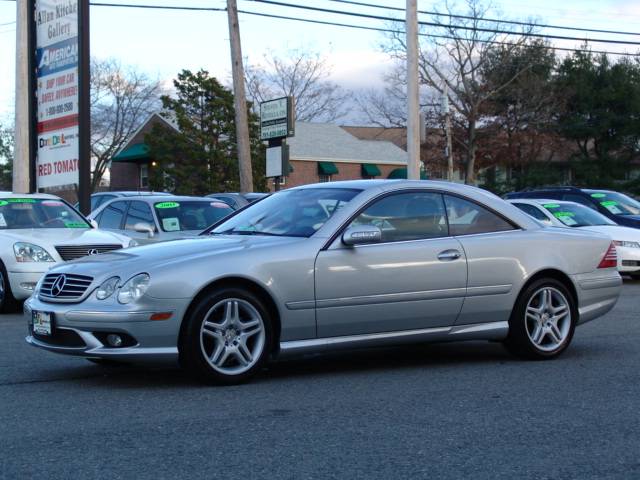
[39,273,94,301]
[32,328,86,348]
[55,244,122,261]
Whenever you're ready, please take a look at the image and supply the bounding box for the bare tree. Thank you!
[245,48,349,122]
[382,0,534,183]
[91,59,162,191]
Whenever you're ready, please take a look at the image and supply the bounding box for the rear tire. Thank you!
[179,288,273,385]
[0,262,18,314]
[504,278,577,360]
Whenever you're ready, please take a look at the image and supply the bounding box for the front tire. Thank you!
[179,288,273,385]
[504,278,577,360]
[0,262,18,314]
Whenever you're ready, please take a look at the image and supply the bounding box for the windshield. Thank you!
[154,200,234,232]
[0,198,90,230]
[586,191,640,216]
[542,202,616,227]
[210,188,360,237]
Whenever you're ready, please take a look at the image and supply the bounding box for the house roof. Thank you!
[287,122,408,165]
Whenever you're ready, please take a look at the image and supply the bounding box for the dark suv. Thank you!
[505,187,640,228]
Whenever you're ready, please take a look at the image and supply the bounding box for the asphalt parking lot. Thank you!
[1,282,639,480]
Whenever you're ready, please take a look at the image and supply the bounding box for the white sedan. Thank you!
[0,193,134,312]
[509,198,640,278]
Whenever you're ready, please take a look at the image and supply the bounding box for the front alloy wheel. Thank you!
[180,288,272,385]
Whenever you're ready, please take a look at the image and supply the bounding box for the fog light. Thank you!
[106,334,123,347]
[20,282,36,291]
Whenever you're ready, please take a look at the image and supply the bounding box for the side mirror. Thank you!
[134,222,155,238]
[89,219,98,229]
[342,225,382,246]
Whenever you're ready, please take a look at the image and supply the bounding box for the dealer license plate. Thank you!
[32,311,52,336]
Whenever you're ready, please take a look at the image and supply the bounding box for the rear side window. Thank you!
[444,195,515,236]
[125,201,156,231]
[98,201,128,229]
[513,203,550,222]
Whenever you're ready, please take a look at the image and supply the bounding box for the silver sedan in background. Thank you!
[25,180,622,384]
[88,195,234,244]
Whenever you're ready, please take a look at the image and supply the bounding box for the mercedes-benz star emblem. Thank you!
[51,274,67,297]
[87,249,99,256]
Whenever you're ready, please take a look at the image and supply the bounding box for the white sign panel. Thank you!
[266,146,283,178]
[35,0,79,189]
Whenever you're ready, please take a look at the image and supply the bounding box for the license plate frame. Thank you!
[32,311,53,336]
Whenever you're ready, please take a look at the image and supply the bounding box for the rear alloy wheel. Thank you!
[180,288,272,385]
[0,263,18,314]
[504,279,576,359]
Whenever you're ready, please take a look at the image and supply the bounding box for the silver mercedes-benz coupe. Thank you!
[25,180,622,384]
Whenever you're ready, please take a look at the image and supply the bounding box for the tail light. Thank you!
[598,242,617,269]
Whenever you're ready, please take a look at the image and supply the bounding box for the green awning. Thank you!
[387,167,428,180]
[112,143,150,162]
[318,161,339,175]
[361,163,381,177]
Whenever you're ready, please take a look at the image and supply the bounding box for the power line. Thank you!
[91,2,224,11]
[247,0,640,47]
[0,21,16,26]
[325,0,640,38]
[237,8,639,57]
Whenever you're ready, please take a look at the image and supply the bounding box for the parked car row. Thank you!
[505,186,640,278]
[22,180,622,385]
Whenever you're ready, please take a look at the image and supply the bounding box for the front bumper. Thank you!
[8,268,50,300]
[24,295,190,361]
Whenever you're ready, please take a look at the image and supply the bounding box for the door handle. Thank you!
[437,249,461,261]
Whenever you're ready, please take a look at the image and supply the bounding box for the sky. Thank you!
[1,0,640,126]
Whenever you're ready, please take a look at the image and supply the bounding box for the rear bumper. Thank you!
[573,270,622,325]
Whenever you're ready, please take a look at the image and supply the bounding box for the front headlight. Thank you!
[613,240,640,249]
[117,273,150,304]
[96,276,120,300]
[14,243,55,262]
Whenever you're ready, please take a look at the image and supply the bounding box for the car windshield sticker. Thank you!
[0,213,6,227]
[7,198,36,203]
[543,203,560,208]
[601,201,623,214]
[162,217,180,231]
[591,193,606,198]
[64,222,88,228]
[156,202,180,209]
[553,212,577,226]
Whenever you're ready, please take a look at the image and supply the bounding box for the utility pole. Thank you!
[406,0,420,180]
[227,0,254,193]
[442,85,454,181]
[14,0,32,193]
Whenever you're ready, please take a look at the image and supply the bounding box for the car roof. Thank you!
[0,192,63,200]
[95,191,171,197]
[508,198,584,207]
[103,195,231,204]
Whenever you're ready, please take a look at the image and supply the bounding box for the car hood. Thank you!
[578,225,640,242]
[50,234,307,278]
[0,228,129,246]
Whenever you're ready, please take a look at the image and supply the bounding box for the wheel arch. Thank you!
[178,276,282,355]
[519,269,578,310]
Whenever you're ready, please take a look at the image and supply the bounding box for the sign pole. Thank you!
[77,0,91,214]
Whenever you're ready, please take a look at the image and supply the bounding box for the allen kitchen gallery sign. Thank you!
[34,0,80,189]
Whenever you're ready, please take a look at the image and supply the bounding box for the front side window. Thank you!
[98,201,128,229]
[513,203,551,222]
[154,201,234,232]
[349,192,448,243]
[125,201,157,231]
[0,198,90,229]
[211,188,359,238]
[444,195,514,236]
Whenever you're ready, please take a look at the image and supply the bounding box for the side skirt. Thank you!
[277,321,509,359]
